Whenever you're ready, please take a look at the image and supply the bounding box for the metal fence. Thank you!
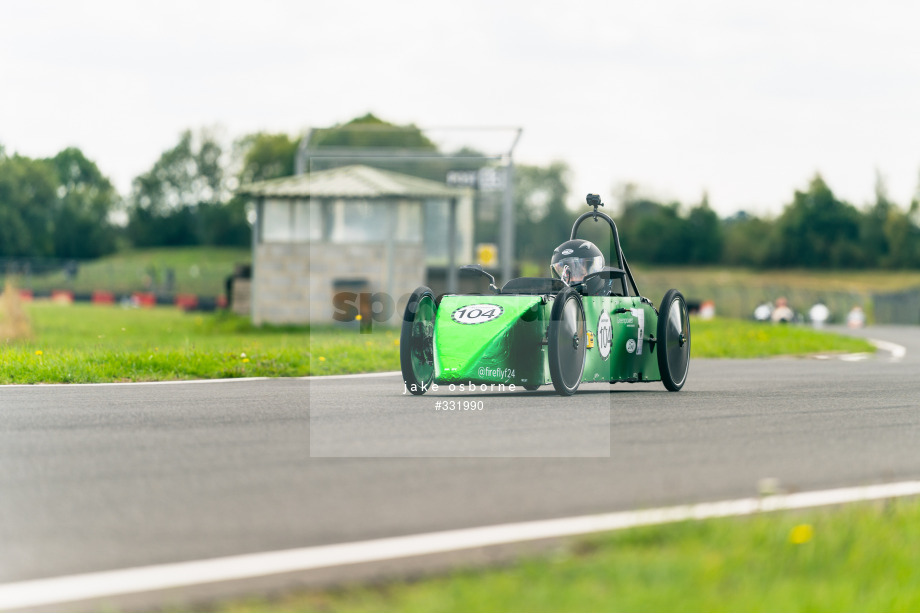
[873,288,920,325]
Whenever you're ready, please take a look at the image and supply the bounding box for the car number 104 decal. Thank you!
[596,310,612,359]
[451,304,504,324]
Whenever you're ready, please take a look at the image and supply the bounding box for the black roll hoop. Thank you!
[570,194,641,297]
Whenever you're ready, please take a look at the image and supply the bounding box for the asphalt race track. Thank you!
[1,325,919,603]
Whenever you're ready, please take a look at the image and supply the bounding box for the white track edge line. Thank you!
[868,338,907,360]
[0,377,272,388]
[300,371,401,380]
[0,372,402,389]
[2,480,919,610]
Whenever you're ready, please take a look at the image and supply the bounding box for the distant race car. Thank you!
[400,194,690,396]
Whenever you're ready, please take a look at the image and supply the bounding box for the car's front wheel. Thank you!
[657,289,690,391]
[547,287,587,396]
[400,286,437,395]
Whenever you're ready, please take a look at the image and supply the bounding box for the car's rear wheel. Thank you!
[548,287,586,396]
[400,286,437,395]
[657,289,690,391]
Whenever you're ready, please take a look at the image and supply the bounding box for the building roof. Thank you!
[238,164,465,199]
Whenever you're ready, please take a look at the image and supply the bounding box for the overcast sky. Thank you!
[2,0,919,216]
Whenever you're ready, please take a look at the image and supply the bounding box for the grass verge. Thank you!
[200,497,920,612]
[0,304,873,384]
[0,302,873,384]
[0,303,397,384]
[692,317,873,358]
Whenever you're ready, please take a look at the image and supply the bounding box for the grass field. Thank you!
[0,301,873,384]
[691,318,872,358]
[204,497,920,612]
[0,302,400,384]
[3,247,251,296]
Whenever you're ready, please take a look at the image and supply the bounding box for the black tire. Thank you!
[400,286,437,395]
[657,289,690,391]
[523,384,540,391]
[547,287,587,396]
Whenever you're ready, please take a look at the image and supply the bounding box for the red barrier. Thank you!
[175,294,198,310]
[132,292,156,308]
[216,295,227,308]
[18,290,34,302]
[92,291,116,305]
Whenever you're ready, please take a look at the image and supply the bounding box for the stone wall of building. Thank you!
[253,242,425,324]
[231,279,251,316]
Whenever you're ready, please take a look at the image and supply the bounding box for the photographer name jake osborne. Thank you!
[403,381,517,394]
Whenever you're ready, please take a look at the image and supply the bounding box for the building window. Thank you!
[330,200,391,243]
[261,199,321,242]
[260,198,425,245]
[294,200,321,241]
[262,199,291,242]
[396,200,421,242]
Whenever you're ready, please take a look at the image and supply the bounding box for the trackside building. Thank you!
[239,164,472,324]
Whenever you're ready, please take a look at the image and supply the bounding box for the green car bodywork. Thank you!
[400,194,690,395]
[433,294,661,388]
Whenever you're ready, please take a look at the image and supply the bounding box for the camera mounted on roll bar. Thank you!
[586,194,604,220]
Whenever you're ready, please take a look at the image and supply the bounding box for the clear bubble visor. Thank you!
[551,255,604,284]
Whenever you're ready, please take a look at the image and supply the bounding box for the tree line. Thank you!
[610,174,920,269]
[0,128,294,260]
[0,145,120,259]
[510,164,920,270]
[2,114,920,270]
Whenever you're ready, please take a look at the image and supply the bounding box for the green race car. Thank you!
[400,194,690,396]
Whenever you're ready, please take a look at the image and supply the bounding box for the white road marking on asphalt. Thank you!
[301,371,401,381]
[868,339,907,361]
[0,377,272,388]
[0,373,401,389]
[2,480,920,610]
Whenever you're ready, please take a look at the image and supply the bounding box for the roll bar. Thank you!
[570,195,641,297]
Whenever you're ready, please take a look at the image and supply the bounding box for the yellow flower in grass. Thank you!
[242,358,250,363]
[789,524,813,544]
[35,350,43,356]
[318,356,326,362]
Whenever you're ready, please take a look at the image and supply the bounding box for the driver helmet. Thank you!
[551,240,604,285]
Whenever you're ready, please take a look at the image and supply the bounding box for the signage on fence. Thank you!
[446,168,507,191]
